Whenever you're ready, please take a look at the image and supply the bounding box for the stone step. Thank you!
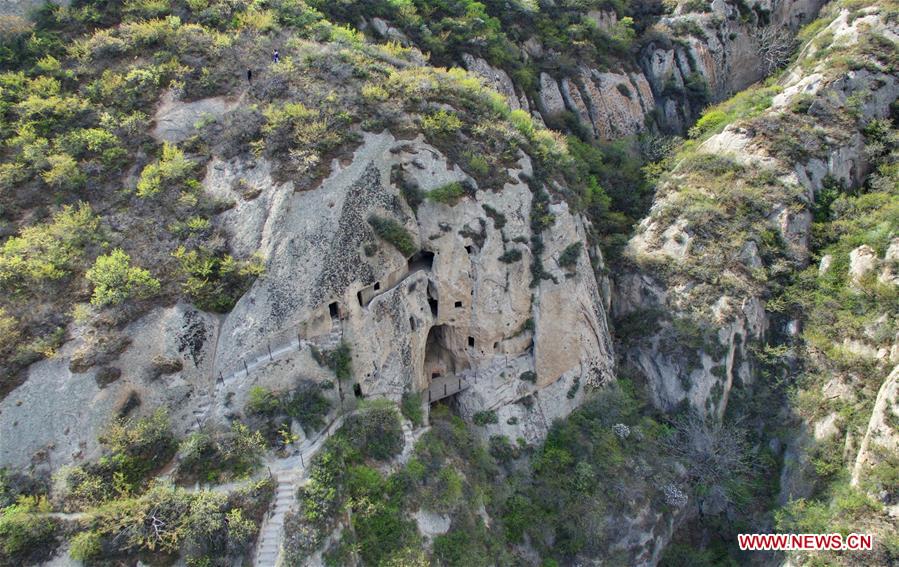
[260,541,280,550]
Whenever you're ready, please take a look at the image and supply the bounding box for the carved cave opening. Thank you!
[424,325,469,407]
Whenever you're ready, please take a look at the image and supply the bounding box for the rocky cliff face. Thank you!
[0,126,614,470]
[356,1,825,141]
[615,2,898,417]
[452,0,826,139]
[207,129,615,443]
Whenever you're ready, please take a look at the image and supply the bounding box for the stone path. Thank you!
[252,410,424,566]
[252,411,352,567]
[254,469,299,567]
[194,318,345,429]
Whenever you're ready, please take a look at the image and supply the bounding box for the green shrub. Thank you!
[422,467,463,513]
[68,530,102,561]
[428,182,465,206]
[352,499,417,566]
[344,401,404,461]
[172,247,264,312]
[53,410,176,509]
[84,484,260,558]
[136,142,193,198]
[558,242,582,269]
[42,153,85,190]
[86,249,160,307]
[0,309,20,360]
[368,215,417,257]
[509,109,535,138]
[400,391,424,427]
[688,84,781,140]
[498,249,522,263]
[0,203,99,291]
[489,435,519,463]
[473,410,498,426]
[465,152,490,177]
[245,384,332,434]
[421,110,462,136]
[284,386,332,433]
[482,204,506,229]
[330,341,352,380]
[0,496,55,559]
[361,84,389,102]
[177,423,266,482]
[100,408,177,482]
[246,386,280,416]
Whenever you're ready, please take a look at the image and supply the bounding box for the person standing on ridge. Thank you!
[247,68,252,83]
[272,49,280,63]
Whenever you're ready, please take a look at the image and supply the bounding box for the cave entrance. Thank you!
[424,325,468,405]
[328,301,340,319]
[353,383,363,399]
[409,250,435,272]
[427,280,439,318]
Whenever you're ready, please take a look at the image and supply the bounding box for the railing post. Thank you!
[268,343,273,361]
[243,359,249,375]
[444,383,447,397]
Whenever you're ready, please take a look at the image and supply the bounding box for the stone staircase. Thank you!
[188,388,213,432]
[196,319,345,427]
[251,411,352,567]
[312,322,343,351]
[398,418,428,465]
[254,469,299,567]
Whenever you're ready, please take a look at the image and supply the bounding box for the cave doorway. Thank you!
[409,250,435,272]
[424,325,468,407]
[427,280,439,318]
[353,383,363,399]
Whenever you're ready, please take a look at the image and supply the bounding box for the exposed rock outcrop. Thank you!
[852,365,899,488]
[208,130,615,442]
[0,129,615,470]
[462,53,528,112]
[615,5,899,417]
[533,0,825,137]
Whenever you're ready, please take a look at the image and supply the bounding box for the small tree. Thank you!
[659,413,750,507]
[753,26,795,75]
[42,153,85,190]
[86,249,160,307]
[558,242,583,269]
[136,143,192,198]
